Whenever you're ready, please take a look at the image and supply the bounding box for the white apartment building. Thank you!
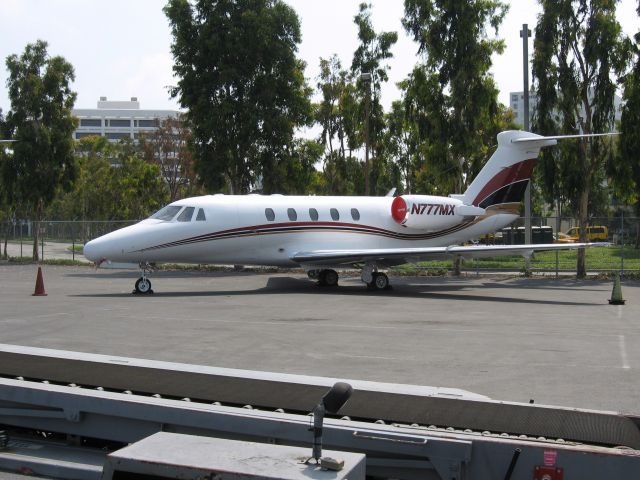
[73,97,180,142]
[509,90,623,129]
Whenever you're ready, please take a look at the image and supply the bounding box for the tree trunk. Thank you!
[576,183,589,279]
[452,256,461,276]
[32,199,43,262]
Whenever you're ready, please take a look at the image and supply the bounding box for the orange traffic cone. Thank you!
[32,266,47,296]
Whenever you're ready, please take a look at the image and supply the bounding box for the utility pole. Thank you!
[361,72,372,196]
[521,24,532,274]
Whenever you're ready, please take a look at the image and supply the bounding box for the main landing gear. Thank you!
[367,272,390,291]
[361,263,391,291]
[307,266,391,291]
[308,269,340,287]
[133,263,154,294]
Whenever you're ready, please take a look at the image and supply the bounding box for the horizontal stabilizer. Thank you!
[511,132,618,144]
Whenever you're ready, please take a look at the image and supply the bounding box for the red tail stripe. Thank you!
[472,158,536,206]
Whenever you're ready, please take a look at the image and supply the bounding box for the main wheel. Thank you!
[368,272,389,291]
[134,277,153,294]
[319,269,339,287]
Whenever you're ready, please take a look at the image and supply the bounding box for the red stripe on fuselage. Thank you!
[472,158,536,206]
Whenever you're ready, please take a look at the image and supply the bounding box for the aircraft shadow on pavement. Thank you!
[478,279,608,292]
[70,275,603,306]
[66,270,278,280]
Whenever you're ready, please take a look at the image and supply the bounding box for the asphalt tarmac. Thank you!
[0,262,638,414]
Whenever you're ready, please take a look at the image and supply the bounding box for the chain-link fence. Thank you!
[1,216,639,273]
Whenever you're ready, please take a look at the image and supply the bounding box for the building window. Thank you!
[196,208,206,221]
[330,208,340,221]
[106,132,131,140]
[80,118,101,127]
[109,119,131,127]
[265,208,275,221]
[177,206,195,222]
[137,119,156,128]
[287,208,297,221]
[351,208,360,221]
[309,208,319,221]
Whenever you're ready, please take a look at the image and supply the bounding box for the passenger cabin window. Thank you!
[351,208,360,221]
[330,208,340,221]
[265,208,275,221]
[309,208,319,221]
[287,208,297,221]
[150,205,182,221]
[196,208,206,221]
[177,206,195,222]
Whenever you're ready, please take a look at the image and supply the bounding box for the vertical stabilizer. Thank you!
[462,131,557,208]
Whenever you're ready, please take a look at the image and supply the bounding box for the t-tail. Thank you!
[461,130,616,210]
[461,131,555,209]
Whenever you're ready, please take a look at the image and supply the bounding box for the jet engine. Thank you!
[391,195,485,231]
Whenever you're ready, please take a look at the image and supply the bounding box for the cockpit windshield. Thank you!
[149,205,182,221]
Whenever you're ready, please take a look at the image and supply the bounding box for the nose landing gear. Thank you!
[133,263,154,294]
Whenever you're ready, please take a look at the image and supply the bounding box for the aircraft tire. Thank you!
[134,277,153,294]
[369,272,389,291]
[319,269,339,287]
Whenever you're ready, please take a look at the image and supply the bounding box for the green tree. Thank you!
[265,138,323,194]
[384,101,414,194]
[351,2,398,195]
[400,65,449,194]
[532,0,631,276]
[316,55,352,165]
[3,40,77,260]
[114,153,169,220]
[402,0,508,196]
[0,108,10,258]
[164,0,313,195]
[47,136,169,231]
[617,3,640,247]
[314,54,365,195]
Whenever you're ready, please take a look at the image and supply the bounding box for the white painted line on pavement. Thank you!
[619,335,630,370]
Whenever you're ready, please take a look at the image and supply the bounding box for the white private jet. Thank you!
[84,130,609,294]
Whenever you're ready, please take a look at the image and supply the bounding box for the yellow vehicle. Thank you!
[555,226,608,243]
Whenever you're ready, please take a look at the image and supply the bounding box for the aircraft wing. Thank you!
[291,242,605,267]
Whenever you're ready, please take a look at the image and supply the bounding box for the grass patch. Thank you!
[6,256,90,266]
[394,245,640,272]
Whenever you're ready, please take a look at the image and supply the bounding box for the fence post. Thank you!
[555,212,561,278]
[620,211,624,277]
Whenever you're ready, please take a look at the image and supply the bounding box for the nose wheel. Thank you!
[133,263,154,294]
[134,277,153,294]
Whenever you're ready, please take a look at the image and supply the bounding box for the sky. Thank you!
[0,0,639,116]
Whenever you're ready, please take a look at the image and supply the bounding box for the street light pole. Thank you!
[361,72,372,196]
[521,24,532,274]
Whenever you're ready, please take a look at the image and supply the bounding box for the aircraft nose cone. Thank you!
[83,238,103,262]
